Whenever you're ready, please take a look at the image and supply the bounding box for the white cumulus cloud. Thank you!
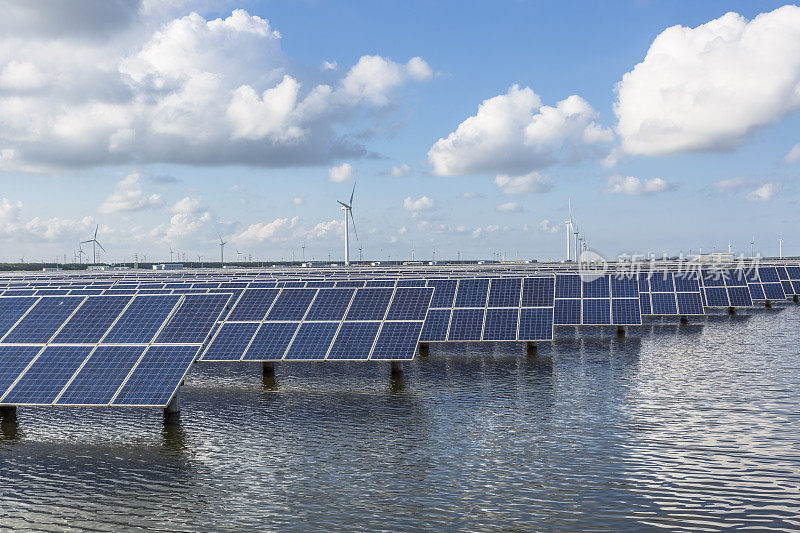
[615,6,800,156]
[98,172,163,214]
[539,219,560,234]
[403,196,435,212]
[496,202,523,212]
[428,85,612,176]
[605,176,674,195]
[784,143,800,164]
[746,182,779,202]
[328,163,355,182]
[494,172,553,195]
[388,163,412,177]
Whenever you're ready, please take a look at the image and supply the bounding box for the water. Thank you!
[2,307,800,532]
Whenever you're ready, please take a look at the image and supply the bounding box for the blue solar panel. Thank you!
[227,289,279,321]
[787,266,800,279]
[651,292,678,314]
[702,270,725,287]
[448,308,485,341]
[0,345,42,399]
[637,273,650,293]
[420,309,451,342]
[103,294,180,344]
[305,289,355,321]
[487,278,521,308]
[582,299,610,325]
[555,275,581,299]
[112,345,199,407]
[0,297,38,338]
[521,277,555,307]
[518,308,554,341]
[55,346,146,405]
[365,280,396,288]
[674,272,700,292]
[201,323,259,361]
[371,321,424,360]
[554,299,581,325]
[727,286,753,308]
[3,296,84,343]
[1,345,91,405]
[482,308,518,340]
[385,287,433,321]
[704,287,729,307]
[266,289,317,320]
[344,288,393,320]
[327,321,381,360]
[454,279,490,308]
[285,322,339,359]
[611,299,641,325]
[427,279,458,308]
[52,296,132,343]
[763,283,786,300]
[155,293,231,344]
[639,294,652,315]
[650,272,675,292]
[582,276,610,298]
[243,322,299,360]
[335,280,365,288]
[794,281,800,295]
[610,276,638,298]
[758,267,780,283]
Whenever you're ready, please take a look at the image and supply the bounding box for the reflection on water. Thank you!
[1,307,800,531]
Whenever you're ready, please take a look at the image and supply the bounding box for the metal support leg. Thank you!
[526,342,538,356]
[794,295,799,303]
[728,306,736,316]
[616,325,626,337]
[262,361,275,377]
[0,406,16,423]
[680,315,688,324]
[765,300,772,309]
[390,361,403,375]
[418,343,430,357]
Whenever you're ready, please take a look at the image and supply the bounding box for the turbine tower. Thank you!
[779,237,783,259]
[81,225,105,264]
[218,234,227,264]
[750,236,755,258]
[564,198,573,261]
[337,182,358,266]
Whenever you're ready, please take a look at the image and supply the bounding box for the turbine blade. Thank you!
[350,181,356,206]
[94,224,99,239]
[349,210,358,241]
[337,200,349,208]
[96,241,106,252]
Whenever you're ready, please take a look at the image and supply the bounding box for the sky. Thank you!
[0,0,799,263]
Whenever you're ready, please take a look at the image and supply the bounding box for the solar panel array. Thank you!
[638,271,705,316]
[553,274,642,325]
[200,287,433,361]
[0,293,231,407]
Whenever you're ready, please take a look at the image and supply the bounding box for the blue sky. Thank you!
[0,0,798,262]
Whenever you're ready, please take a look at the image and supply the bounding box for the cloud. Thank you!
[0,8,433,170]
[746,182,779,202]
[309,219,343,239]
[785,143,800,164]
[171,196,204,214]
[322,60,337,71]
[151,174,180,184]
[494,171,553,195]
[234,216,300,243]
[496,201,523,212]
[428,85,612,176]
[615,6,800,156]
[539,219,560,234]
[328,163,354,182]
[0,197,94,242]
[98,172,163,213]
[605,175,674,195]
[459,191,483,199]
[293,193,307,205]
[387,163,412,177]
[403,196,435,211]
[712,177,749,193]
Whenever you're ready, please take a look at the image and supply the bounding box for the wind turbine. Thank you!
[81,225,105,264]
[301,242,306,262]
[218,234,227,264]
[750,236,755,258]
[337,182,358,266]
[565,198,573,261]
[779,237,783,259]
[728,242,732,254]
[169,245,174,262]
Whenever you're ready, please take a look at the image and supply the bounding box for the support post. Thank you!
[765,300,772,309]
[728,306,736,316]
[390,361,403,375]
[526,342,538,356]
[418,343,430,357]
[679,315,689,324]
[163,392,180,416]
[794,295,799,303]
[616,325,626,337]
[262,361,275,377]
[0,406,16,423]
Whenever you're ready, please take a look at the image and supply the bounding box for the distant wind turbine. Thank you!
[337,182,358,266]
[169,245,175,262]
[565,198,574,261]
[779,237,783,259]
[81,225,105,264]
[750,236,755,258]
[218,234,227,264]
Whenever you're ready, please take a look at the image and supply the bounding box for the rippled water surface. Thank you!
[2,306,800,531]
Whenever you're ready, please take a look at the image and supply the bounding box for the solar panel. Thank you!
[0,345,42,399]
[305,288,355,321]
[448,308,485,341]
[327,321,381,360]
[419,309,451,342]
[242,322,300,360]
[483,308,518,340]
[454,278,490,308]
[52,295,132,343]
[518,308,554,340]
[370,321,425,361]
[265,288,317,320]
[103,294,181,344]
[344,288,393,320]
[155,293,232,343]
[226,288,279,321]
[284,322,339,359]
[201,323,260,361]
[55,345,146,405]
[487,278,521,308]
[112,345,200,407]
[0,297,38,338]
[1,345,92,405]
[2,296,84,343]
[385,287,433,321]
